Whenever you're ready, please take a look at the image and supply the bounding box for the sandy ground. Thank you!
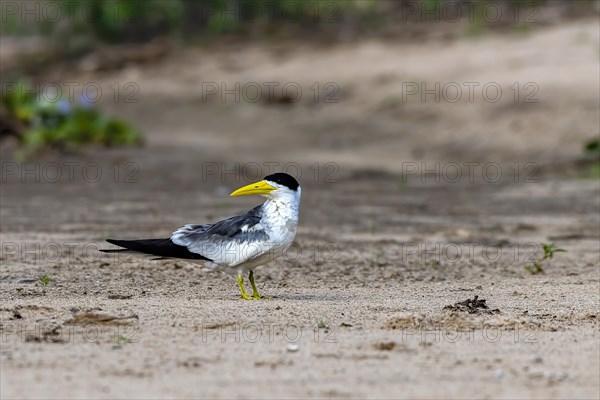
[1,20,600,399]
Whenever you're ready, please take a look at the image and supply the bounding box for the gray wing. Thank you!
[171,205,270,265]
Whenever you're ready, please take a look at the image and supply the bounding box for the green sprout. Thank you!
[114,335,133,345]
[39,275,53,286]
[583,138,600,179]
[524,242,566,275]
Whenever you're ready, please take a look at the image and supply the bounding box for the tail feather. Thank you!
[101,238,209,261]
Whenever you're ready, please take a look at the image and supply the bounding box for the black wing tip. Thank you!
[101,238,210,261]
[100,239,128,252]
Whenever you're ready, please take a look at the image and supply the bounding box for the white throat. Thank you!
[260,188,301,241]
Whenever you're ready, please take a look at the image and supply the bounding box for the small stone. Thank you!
[287,344,300,353]
[533,355,543,364]
[494,369,505,379]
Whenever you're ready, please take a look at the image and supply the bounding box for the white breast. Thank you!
[203,187,301,274]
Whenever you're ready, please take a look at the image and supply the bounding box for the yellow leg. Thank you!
[237,274,254,300]
[249,271,269,299]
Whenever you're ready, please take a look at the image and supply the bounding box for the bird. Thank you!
[100,172,301,300]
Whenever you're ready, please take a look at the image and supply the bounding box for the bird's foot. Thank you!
[247,271,271,300]
[251,293,271,300]
[240,293,257,300]
[239,272,271,300]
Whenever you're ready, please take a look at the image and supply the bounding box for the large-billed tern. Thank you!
[101,173,301,300]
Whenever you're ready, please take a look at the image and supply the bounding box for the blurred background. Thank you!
[1,0,598,172]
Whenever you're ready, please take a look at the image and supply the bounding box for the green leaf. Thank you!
[2,81,143,155]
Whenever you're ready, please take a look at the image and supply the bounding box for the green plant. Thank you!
[584,138,599,158]
[463,2,485,38]
[62,0,185,43]
[524,242,566,274]
[2,81,142,158]
[371,250,387,265]
[368,218,377,235]
[39,275,53,286]
[581,138,600,179]
[114,335,133,345]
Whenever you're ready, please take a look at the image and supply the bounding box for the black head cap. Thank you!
[264,173,299,191]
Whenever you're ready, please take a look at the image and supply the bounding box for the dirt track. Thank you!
[1,20,599,399]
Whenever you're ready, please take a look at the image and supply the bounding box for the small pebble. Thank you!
[494,369,505,379]
[287,344,299,353]
[533,354,543,364]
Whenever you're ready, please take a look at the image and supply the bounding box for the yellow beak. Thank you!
[230,180,277,196]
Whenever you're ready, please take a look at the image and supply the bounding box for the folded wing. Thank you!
[171,205,270,266]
